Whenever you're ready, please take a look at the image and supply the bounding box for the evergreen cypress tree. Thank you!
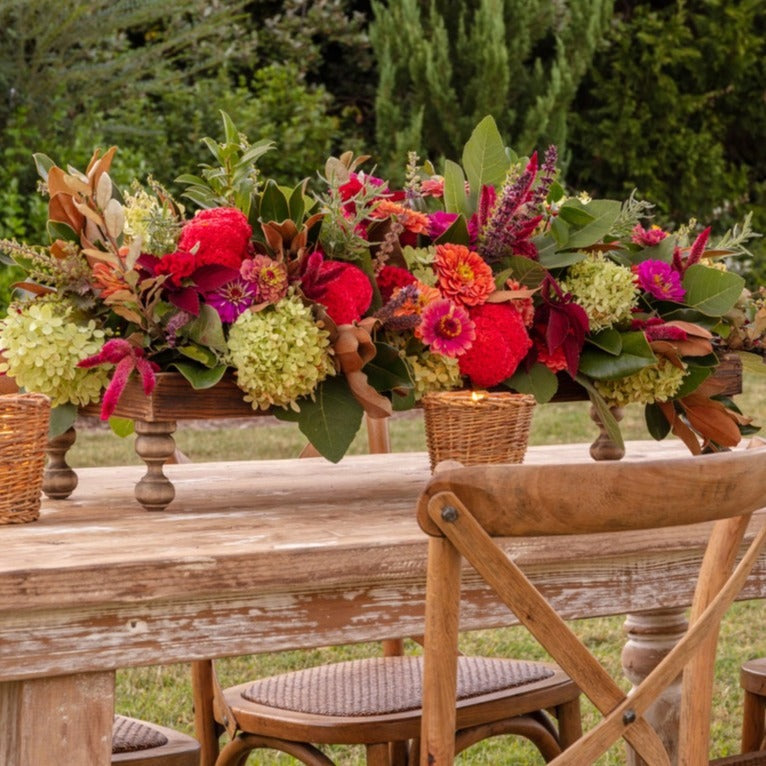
[369,0,614,175]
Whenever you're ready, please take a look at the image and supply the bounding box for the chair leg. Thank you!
[455,714,563,762]
[554,698,584,749]
[216,733,335,766]
[366,742,391,766]
[742,688,766,753]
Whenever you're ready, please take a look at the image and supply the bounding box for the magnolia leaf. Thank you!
[575,374,625,451]
[443,159,469,217]
[578,331,656,379]
[46,220,78,243]
[108,417,135,438]
[81,248,120,266]
[674,365,712,398]
[549,216,570,247]
[48,403,78,438]
[461,115,508,208]
[630,235,677,265]
[259,180,290,223]
[586,328,622,355]
[682,264,745,317]
[364,343,413,393]
[681,396,742,447]
[171,361,227,389]
[288,182,307,224]
[645,403,672,440]
[738,351,766,376]
[392,387,416,412]
[505,363,559,403]
[564,200,622,250]
[275,377,364,463]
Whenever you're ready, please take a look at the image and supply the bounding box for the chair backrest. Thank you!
[417,449,766,765]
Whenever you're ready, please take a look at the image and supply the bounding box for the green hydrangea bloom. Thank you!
[0,299,111,406]
[407,350,462,399]
[561,254,639,331]
[595,356,687,407]
[227,295,334,410]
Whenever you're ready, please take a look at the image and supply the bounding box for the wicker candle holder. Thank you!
[421,390,536,471]
[0,393,51,524]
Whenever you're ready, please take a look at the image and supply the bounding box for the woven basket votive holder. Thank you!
[0,393,51,524]
[422,390,536,471]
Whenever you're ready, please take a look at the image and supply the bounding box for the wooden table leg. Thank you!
[43,426,79,499]
[134,419,177,511]
[0,671,115,765]
[622,607,689,765]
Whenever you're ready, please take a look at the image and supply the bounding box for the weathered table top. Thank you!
[1,440,765,764]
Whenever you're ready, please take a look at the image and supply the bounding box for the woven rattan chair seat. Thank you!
[240,655,555,717]
[112,715,168,754]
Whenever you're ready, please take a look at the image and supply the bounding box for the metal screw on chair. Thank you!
[622,709,637,725]
[441,506,458,523]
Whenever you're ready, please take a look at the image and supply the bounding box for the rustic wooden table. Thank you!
[2,441,765,765]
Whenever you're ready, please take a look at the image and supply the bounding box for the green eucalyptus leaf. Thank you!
[645,403,671,440]
[33,153,55,182]
[461,115,508,208]
[504,255,548,288]
[575,374,625,451]
[578,331,656,380]
[108,417,135,438]
[183,304,227,352]
[738,351,766,376]
[170,362,227,389]
[564,199,622,250]
[275,377,364,463]
[434,214,470,245]
[505,363,559,403]
[538,248,587,269]
[682,264,746,317]
[443,159,469,216]
[48,403,78,438]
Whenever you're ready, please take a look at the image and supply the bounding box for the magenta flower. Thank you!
[636,260,686,302]
[632,224,668,247]
[205,276,257,323]
[419,299,475,357]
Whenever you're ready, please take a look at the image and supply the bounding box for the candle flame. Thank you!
[471,390,488,403]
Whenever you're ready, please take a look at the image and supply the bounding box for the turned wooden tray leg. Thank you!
[134,420,177,511]
[589,404,626,461]
[43,426,78,499]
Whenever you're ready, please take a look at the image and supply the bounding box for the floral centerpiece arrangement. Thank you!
[1,114,764,460]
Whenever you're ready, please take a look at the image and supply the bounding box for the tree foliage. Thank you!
[368,0,614,177]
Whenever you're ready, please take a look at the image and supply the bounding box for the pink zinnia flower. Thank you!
[205,277,257,323]
[632,224,668,247]
[421,177,445,197]
[419,299,475,357]
[636,260,685,301]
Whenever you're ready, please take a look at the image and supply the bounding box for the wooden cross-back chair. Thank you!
[417,448,766,765]
[190,417,582,766]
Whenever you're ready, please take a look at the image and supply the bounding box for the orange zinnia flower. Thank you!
[369,199,430,235]
[434,243,495,307]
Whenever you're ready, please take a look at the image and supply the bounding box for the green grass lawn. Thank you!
[73,374,766,764]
